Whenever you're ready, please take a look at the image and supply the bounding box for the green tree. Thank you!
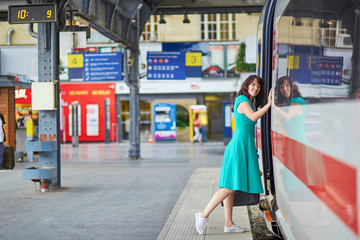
[236,42,256,72]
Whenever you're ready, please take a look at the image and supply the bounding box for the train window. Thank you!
[273,0,360,104]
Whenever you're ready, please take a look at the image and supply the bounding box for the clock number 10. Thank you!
[17,10,27,19]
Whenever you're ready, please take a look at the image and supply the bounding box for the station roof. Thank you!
[154,0,265,14]
[0,0,264,48]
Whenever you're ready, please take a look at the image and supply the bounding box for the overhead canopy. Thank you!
[64,0,157,49]
[1,0,264,49]
[155,0,265,14]
[65,0,264,48]
[0,75,31,89]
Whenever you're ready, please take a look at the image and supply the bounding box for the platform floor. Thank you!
[157,168,252,240]
[0,142,253,240]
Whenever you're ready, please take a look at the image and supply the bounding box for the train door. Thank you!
[262,0,360,239]
[256,0,284,238]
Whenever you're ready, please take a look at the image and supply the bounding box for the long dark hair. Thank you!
[231,75,265,111]
[275,76,302,106]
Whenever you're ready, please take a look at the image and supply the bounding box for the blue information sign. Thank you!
[154,103,177,141]
[147,51,185,80]
[84,52,122,81]
[311,55,343,85]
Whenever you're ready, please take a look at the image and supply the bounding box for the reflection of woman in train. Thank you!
[192,113,202,144]
[274,76,338,226]
[274,76,326,187]
[274,76,307,143]
[195,75,272,235]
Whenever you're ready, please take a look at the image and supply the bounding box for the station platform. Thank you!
[0,142,254,240]
[157,168,252,240]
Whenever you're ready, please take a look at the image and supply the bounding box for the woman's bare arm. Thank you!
[237,89,272,122]
[273,103,303,121]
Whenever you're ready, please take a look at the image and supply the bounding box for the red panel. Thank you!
[271,131,358,235]
[60,83,116,142]
[15,88,31,104]
[255,126,262,149]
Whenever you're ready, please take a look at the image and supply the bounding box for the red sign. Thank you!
[15,88,31,104]
[60,82,116,142]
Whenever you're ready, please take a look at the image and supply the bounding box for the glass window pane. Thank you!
[227,45,240,77]
[274,0,358,105]
[202,45,225,77]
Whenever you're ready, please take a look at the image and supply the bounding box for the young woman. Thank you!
[195,75,272,235]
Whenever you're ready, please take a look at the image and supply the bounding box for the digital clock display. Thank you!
[8,4,57,24]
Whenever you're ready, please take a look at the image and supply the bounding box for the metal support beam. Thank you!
[23,0,61,188]
[122,3,143,160]
[124,47,141,159]
[128,83,140,159]
[116,94,122,143]
[38,20,61,187]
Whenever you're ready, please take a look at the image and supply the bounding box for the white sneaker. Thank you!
[195,212,207,235]
[224,224,245,233]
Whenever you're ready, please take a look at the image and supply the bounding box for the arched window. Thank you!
[176,105,189,129]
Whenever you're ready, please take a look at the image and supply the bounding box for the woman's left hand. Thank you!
[268,88,273,105]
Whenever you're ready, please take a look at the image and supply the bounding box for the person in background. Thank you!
[25,110,34,162]
[16,113,25,128]
[195,75,272,235]
[192,113,202,144]
[0,113,6,169]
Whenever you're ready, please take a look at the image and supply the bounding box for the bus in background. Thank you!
[257,0,360,239]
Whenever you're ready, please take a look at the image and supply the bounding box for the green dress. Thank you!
[218,95,263,193]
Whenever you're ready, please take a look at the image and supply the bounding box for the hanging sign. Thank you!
[8,4,57,24]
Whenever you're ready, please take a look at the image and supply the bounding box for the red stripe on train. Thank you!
[269,131,358,235]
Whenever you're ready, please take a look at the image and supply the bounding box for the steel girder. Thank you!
[64,0,161,49]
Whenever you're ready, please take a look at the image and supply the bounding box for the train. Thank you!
[256,0,360,239]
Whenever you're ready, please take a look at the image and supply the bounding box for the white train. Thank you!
[256,0,360,239]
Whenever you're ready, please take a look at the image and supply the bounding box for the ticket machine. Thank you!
[153,103,176,141]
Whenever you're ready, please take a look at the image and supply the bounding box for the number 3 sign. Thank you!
[185,52,202,67]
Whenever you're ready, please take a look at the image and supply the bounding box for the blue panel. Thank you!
[223,101,233,138]
[154,103,176,140]
[147,52,185,80]
[162,42,210,56]
[186,66,201,77]
[23,167,53,180]
[310,56,343,85]
[26,141,57,152]
[84,52,122,81]
[297,54,311,84]
[68,67,83,80]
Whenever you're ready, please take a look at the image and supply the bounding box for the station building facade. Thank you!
[0,12,260,142]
